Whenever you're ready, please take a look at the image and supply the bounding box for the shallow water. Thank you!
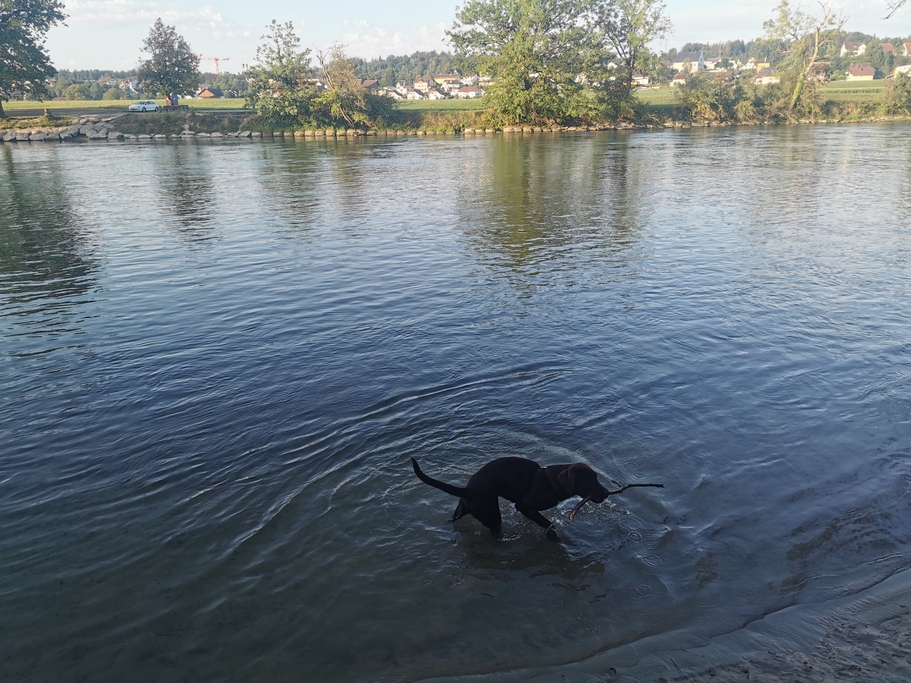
[1,126,910,681]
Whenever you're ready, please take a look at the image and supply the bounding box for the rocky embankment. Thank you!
[0,115,266,142]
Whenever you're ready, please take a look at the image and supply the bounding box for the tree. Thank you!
[245,20,319,127]
[448,0,610,125]
[136,18,200,97]
[596,0,671,96]
[0,0,66,116]
[763,0,845,116]
[313,44,392,129]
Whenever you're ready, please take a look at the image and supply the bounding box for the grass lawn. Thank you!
[4,98,249,112]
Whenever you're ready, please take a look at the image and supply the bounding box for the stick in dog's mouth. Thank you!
[568,496,591,522]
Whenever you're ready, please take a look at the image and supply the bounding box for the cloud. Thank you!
[337,21,449,58]
[63,0,253,40]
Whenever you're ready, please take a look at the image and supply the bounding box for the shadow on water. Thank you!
[0,146,97,317]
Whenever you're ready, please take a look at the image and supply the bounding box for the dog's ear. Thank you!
[558,466,577,493]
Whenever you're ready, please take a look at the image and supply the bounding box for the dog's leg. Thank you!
[515,503,561,541]
[472,499,503,537]
[450,498,469,523]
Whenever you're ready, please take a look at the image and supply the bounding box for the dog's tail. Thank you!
[411,457,470,498]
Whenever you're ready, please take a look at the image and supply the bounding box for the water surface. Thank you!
[2,126,910,681]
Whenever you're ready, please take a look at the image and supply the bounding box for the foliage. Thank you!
[352,51,459,87]
[136,18,200,97]
[245,20,320,127]
[884,72,911,114]
[246,23,390,130]
[674,74,776,123]
[448,0,616,125]
[313,44,393,128]
[763,0,845,116]
[0,0,66,116]
[595,0,672,95]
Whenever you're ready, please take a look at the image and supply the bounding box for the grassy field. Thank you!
[394,98,486,112]
[3,98,250,113]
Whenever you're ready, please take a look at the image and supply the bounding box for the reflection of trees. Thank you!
[456,134,646,275]
[254,140,327,237]
[154,145,217,245]
[0,147,96,310]
[256,138,375,239]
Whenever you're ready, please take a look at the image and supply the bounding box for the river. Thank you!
[2,125,910,681]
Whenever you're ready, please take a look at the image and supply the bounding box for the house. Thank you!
[754,67,779,85]
[882,43,896,55]
[672,51,704,74]
[895,64,911,75]
[406,89,425,100]
[426,89,447,100]
[453,85,483,99]
[414,78,434,93]
[670,73,689,86]
[378,87,402,100]
[904,42,911,56]
[433,75,462,92]
[631,74,650,87]
[847,63,876,80]
[841,41,867,56]
[197,87,224,98]
[361,79,379,92]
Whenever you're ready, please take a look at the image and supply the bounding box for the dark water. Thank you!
[1,126,910,682]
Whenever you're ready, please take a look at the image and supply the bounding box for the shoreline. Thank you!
[4,113,911,144]
[421,566,911,682]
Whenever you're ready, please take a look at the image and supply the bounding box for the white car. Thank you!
[128,101,160,113]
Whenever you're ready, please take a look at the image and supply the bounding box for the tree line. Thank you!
[3,0,911,125]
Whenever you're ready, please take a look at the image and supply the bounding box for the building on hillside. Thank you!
[378,87,402,100]
[406,89,425,100]
[670,73,689,86]
[414,78,435,93]
[426,89,447,100]
[197,87,224,98]
[453,85,483,99]
[672,51,704,74]
[904,42,911,56]
[754,67,779,85]
[632,74,650,87]
[433,75,462,92]
[841,42,867,56]
[361,79,379,92]
[847,63,876,80]
[882,43,897,55]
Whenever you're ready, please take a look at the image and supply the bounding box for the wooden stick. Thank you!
[605,483,664,496]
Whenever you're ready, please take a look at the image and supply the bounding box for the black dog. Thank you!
[411,456,609,537]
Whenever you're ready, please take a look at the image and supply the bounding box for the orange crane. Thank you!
[199,57,230,74]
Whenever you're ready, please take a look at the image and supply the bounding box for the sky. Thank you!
[44,0,911,72]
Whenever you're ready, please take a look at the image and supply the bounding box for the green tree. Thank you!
[595,0,671,100]
[136,18,200,97]
[0,0,66,116]
[313,44,392,129]
[763,0,845,117]
[245,20,319,127]
[884,71,911,113]
[448,0,609,125]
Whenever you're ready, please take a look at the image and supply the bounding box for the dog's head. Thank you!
[558,463,608,503]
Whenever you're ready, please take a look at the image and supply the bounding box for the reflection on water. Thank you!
[1,128,911,682]
[0,146,97,311]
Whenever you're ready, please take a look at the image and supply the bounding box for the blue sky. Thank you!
[46,0,911,72]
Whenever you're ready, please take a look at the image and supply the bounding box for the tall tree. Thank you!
[0,0,66,117]
[136,18,200,97]
[596,0,671,93]
[763,0,845,116]
[245,20,318,126]
[313,44,392,129]
[448,0,609,125]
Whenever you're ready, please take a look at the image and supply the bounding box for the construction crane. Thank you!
[199,57,230,74]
